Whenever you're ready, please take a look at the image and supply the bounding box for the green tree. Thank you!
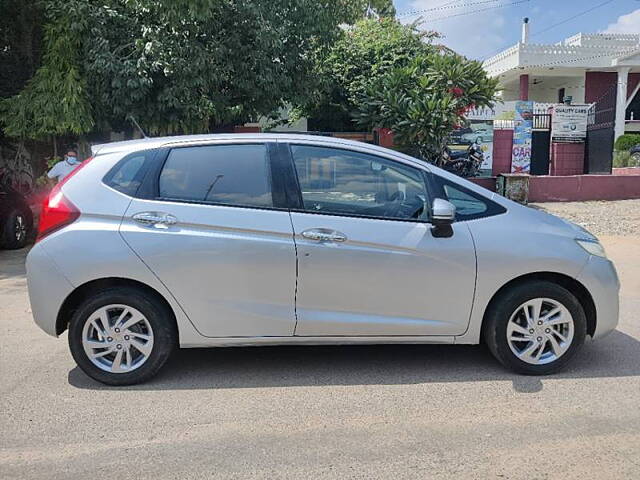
[0,0,43,100]
[1,0,366,138]
[0,12,94,139]
[355,54,498,161]
[298,18,439,131]
[365,0,396,17]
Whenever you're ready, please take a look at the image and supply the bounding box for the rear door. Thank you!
[286,143,477,336]
[120,142,297,337]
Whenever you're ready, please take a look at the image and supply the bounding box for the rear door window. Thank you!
[158,144,273,208]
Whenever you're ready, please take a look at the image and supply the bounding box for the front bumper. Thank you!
[26,243,75,337]
[576,255,620,339]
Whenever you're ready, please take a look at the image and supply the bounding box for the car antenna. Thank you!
[128,115,148,139]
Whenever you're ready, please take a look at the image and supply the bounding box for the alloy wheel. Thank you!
[82,304,154,373]
[506,298,575,365]
[14,214,26,242]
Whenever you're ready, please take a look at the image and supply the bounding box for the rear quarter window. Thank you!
[103,151,153,196]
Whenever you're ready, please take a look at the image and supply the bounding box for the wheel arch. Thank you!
[481,271,597,339]
[56,277,177,336]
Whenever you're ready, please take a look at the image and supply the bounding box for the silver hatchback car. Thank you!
[26,134,619,385]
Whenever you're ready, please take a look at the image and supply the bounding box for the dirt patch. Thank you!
[530,199,640,237]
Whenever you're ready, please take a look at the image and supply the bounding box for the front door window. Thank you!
[291,145,428,221]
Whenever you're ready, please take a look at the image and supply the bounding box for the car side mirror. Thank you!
[430,198,456,238]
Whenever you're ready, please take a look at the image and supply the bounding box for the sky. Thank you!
[393,0,640,60]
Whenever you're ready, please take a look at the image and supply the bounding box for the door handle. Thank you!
[132,212,177,229]
[301,228,347,243]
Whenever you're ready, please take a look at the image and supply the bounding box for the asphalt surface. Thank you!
[1,235,639,479]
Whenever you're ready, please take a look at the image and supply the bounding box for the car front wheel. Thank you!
[484,281,587,375]
[68,287,176,385]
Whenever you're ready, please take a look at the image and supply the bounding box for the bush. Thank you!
[614,134,640,152]
[613,151,631,168]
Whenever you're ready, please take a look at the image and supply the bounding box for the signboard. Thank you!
[551,104,588,143]
[511,100,533,173]
[465,102,515,121]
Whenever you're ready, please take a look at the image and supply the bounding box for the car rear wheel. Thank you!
[483,281,586,375]
[1,207,31,249]
[68,287,176,385]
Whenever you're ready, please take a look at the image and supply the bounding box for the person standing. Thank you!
[47,150,81,183]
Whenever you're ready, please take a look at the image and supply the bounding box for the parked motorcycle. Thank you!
[439,142,484,177]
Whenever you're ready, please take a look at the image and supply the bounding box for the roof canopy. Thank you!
[484,33,640,79]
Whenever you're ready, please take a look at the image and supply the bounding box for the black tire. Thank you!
[1,207,31,249]
[483,280,587,375]
[68,287,177,386]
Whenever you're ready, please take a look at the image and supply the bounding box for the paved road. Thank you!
[1,236,639,479]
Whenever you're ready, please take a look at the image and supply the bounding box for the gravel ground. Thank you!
[531,199,640,237]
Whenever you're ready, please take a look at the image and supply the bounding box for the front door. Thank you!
[120,143,297,337]
[287,144,476,336]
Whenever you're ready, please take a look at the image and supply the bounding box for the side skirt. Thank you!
[180,335,456,348]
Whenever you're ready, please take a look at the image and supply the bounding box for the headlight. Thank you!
[576,239,607,258]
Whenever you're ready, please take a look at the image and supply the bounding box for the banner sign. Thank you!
[448,120,494,172]
[473,121,494,171]
[511,100,533,173]
[551,105,589,143]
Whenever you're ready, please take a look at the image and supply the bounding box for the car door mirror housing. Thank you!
[431,198,456,224]
[430,198,456,237]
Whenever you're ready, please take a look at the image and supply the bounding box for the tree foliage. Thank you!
[614,133,640,152]
[365,0,397,17]
[355,53,499,160]
[298,18,439,131]
[1,11,94,138]
[1,0,372,139]
[0,0,43,100]
[297,17,497,156]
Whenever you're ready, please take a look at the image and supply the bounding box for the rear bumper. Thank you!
[576,255,620,339]
[26,243,75,337]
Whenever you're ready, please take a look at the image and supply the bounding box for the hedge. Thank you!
[614,134,640,152]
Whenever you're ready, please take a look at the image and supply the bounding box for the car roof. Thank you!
[91,133,389,157]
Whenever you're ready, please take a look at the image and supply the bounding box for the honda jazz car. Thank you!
[26,134,619,385]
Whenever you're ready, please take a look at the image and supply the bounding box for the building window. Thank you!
[558,88,566,104]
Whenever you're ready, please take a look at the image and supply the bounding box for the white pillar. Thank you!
[615,67,630,140]
[521,18,530,44]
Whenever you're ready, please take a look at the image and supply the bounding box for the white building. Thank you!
[483,19,640,139]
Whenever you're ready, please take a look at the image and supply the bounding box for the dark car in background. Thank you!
[0,172,33,249]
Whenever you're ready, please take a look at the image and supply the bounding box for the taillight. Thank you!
[36,157,93,242]
[36,190,80,241]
